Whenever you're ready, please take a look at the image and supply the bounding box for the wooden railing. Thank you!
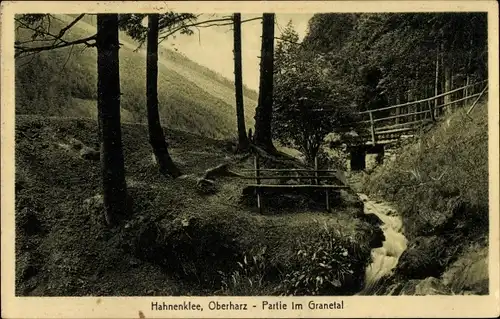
[236,154,348,213]
[323,80,488,145]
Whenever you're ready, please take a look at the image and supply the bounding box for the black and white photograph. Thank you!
[1,1,499,318]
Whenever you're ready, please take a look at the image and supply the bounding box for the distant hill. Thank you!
[15,14,258,139]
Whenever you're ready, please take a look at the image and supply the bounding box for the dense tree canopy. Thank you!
[272,13,487,161]
[302,12,488,110]
[273,22,356,163]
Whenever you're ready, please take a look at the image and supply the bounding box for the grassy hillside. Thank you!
[77,13,259,102]
[360,103,489,294]
[15,115,379,296]
[15,14,257,139]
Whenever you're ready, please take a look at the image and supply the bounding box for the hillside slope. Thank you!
[15,14,258,139]
[15,115,379,296]
[360,103,489,295]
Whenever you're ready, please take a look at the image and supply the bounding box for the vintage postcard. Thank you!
[1,0,499,318]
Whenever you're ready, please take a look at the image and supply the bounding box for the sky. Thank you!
[159,14,314,91]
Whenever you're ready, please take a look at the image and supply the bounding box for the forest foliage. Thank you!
[272,12,487,160]
[303,12,487,106]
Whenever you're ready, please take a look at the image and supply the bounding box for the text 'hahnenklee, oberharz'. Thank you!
[151,300,345,312]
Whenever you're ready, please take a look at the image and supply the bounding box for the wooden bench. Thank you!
[237,154,349,213]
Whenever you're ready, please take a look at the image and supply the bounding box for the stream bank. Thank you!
[354,191,485,296]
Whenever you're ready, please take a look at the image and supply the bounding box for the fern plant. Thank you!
[280,224,356,295]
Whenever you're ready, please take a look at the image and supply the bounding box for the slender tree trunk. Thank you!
[444,64,452,113]
[439,42,446,117]
[97,14,127,226]
[407,87,413,124]
[464,38,473,105]
[147,14,181,178]
[254,13,276,153]
[414,70,419,121]
[302,130,314,166]
[233,13,249,151]
[450,67,455,111]
[465,74,470,97]
[395,95,400,124]
[434,48,439,118]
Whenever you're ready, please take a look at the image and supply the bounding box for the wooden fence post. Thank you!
[254,154,262,213]
[314,156,319,185]
[466,85,488,115]
[416,101,420,121]
[369,111,376,145]
[325,189,330,212]
[428,100,436,122]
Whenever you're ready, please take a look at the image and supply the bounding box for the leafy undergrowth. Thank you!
[15,115,377,296]
[360,103,489,294]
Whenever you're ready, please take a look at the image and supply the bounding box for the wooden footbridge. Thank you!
[319,80,488,170]
[325,80,488,147]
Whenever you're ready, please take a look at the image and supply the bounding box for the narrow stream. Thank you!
[356,193,408,295]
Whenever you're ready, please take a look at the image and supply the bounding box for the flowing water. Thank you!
[356,193,408,295]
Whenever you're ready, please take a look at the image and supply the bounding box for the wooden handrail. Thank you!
[234,175,341,180]
[435,91,484,110]
[314,80,487,116]
[350,109,431,126]
[374,109,431,123]
[374,118,432,132]
[375,127,416,135]
[351,91,483,126]
[357,80,487,115]
[240,168,338,173]
[247,154,345,213]
[246,184,349,189]
[358,127,416,138]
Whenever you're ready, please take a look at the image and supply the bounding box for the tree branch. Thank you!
[15,14,88,54]
[15,34,97,58]
[56,14,85,39]
[16,16,70,47]
[158,16,262,42]
[158,17,231,41]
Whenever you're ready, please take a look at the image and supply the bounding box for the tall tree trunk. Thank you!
[434,48,440,118]
[233,13,249,151]
[439,42,446,117]
[465,74,470,98]
[414,70,419,121]
[97,14,127,226]
[147,14,181,178]
[395,95,400,124]
[406,86,413,124]
[464,38,473,105]
[254,13,276,153]
[444,64,452,114]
